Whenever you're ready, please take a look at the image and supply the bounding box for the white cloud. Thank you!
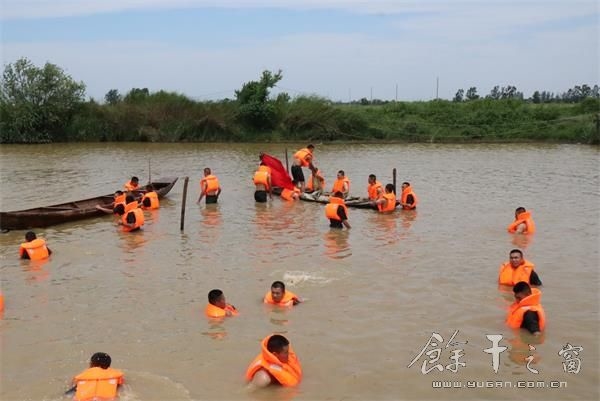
[3,20,597,102]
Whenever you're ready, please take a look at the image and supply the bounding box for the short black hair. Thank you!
[113,204,125,215]
[369,174,376,180]
[126,195,135,204]
[307,144,315,149]
[25,231,37,241]
[402,182,410,186]
[146,184,154,191]
[509,249,523,257]
[90,352,112,369]
[513,281,531,295]
[267,334,290,353]
[385,183,395,193]
[114,190,124,196]
[337,170,345,175]
[131,176,139,182]
[333,191,344,198]
[271,281,285,291]
[515,207,526,214]
[208,289,223,304]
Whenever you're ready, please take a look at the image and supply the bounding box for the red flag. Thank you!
[260,153,294,190]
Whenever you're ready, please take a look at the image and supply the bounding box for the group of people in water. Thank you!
[501,207,545,335]
[4,148,548,399]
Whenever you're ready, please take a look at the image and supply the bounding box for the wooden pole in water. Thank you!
[180,176,189,232]
[393,168,397,194]
[285,148,290,174]
[148,159,152,184]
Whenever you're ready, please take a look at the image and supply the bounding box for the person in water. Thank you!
[371,183,397,213]
[198,167,222,204]
[124,176,139,191]
[96,190,127,214]
[506,282,545,336]
[253,164,273,203]
[264,281,302,306]
[245,334,303,388]
[291,144,315,193]
[508,207,536,234]
[366,174,383,201]
[70,352,124,401]
[141,184,159,210]
[325,191,351,229]
[331,170,351,199]
[498,249,542,286]
[306,165,325,197]
[399,182,418,210]
[19,231,52,260]
[205,289,238,318]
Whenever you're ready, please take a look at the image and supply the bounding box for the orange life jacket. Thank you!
[280,188,300,201]
[0,292,4,312]
[124,181,139,191]
[325,197,348,221]
[498,259,535,286]
[506,288,546,331]
[19,238,50,261]
[73,367,124,401]
[368,181,383,200]
[253,170,270,189]
[507,211,536,234]
[141,191,159,210]
[114,194,126,205]
[264,290,300,306]
[245,335,303,387]
[258,165,272,173]
[121,208,144,232]
[201,175,220,194]
[401,185,418,209]
[331,177,350,194]
[205,303,238,318]
[293,148,313,167]
[306,170,325,191]
[377,192,397,213]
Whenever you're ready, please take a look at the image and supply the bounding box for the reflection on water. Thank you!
[322,229,351,259]
[0,143,598,401]
[20,258,51,283]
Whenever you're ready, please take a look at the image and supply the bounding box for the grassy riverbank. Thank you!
[63,96,599,144]
[2,60,598,144]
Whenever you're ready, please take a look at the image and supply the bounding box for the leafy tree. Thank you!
[124,88,150,103]
[105,89,121,105]
[532,91,541,104]
[465,87,479,101]
[453,89,464,102]
[0,57,86,143]
[488,85,501,100]
[234,70,283,130]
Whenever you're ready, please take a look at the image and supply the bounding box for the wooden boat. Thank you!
[299,192,400,210]
[272,188,399,210]
[0,177,178,230]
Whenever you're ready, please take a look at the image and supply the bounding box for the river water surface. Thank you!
[0,143,598,401]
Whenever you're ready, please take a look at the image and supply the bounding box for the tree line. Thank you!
[1,58,598,144]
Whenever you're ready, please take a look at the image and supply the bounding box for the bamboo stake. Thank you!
[393,168,397,194]
[180,177,189,231]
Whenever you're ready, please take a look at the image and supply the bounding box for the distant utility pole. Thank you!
[370,87,373,102]
[349,88,351,103]
[436,77,439,99]
[395,84,398,102]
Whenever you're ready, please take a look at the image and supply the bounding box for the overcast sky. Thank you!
[1,0,598,102]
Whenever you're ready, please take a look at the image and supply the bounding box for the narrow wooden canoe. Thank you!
[0,177,178,230]
[299,192,400,210]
